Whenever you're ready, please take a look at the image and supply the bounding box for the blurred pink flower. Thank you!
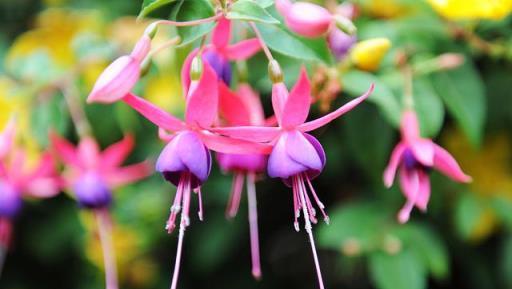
[383,110,472,223]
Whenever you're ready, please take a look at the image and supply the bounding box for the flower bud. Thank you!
[328,29,357,60]
[268,60,283,83]
[144,22,159,39]
[350,38,391,71]
[333,15,357,36]
[190,56,203,81]
[276,0,333,38]
[73,172,113,209]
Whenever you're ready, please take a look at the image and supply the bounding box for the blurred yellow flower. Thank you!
[361,0,414,18]
[6,8,103,73]
[427,0,512,20]
[145,74,184,114]
[350,38,391,71]
[443,129,512,241]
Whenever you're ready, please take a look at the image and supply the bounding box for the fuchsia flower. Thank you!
[0,121,60,249]
[383,110,472,223]
[50,133,151,209]
[276,0,333,38]
[216,81,268,279]
[212,68,374,289]
[90,55,271,289]
[87,35,151,103]
[181,16,261,88]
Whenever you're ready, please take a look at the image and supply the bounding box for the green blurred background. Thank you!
[1,0,512,289]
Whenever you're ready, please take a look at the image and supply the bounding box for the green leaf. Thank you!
[393,224,450,280]
[341,70,401,126]
[227,0,279,24]
[172,0,216,47]
[369,250,427,289]
[138,0,177,19]
[30,93,69,147]
[430,61,486,147]
[501,234,512,288]
[413,77,445,138]
[255,23,333,63]
[260,0,274,7]
[318,202,388,253]
[454,192,488,240]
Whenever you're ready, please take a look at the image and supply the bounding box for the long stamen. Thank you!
[170,173,192,289]
[292,179,300,232]
[296,175,326,289]
[167,180,184,233]
[246,173,262,280]
[196,187,204,221]
[305,176,330,224]
[226,173,244,218]
[96,209,119,289]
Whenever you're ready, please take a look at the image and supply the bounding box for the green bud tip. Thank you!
[268,60,283,83]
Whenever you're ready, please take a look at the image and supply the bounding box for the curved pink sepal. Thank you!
[281,67,311,128]
[433,143,472,183]
[299,84,374,132]
[210,126,281,143]
[105,161,152,188]
[101,134,134,167]
[122,93,186,132]
[49,132,81,168]
[219,81,251,125]
[409,139,435,167]
[224,39,262,60]
[199,132,273,155]
[212,16,231,49]
[185,62,219,128]
[383,142,406,187]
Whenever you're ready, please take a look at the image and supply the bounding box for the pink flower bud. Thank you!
[87,35,151,104]
[276,0,333,38]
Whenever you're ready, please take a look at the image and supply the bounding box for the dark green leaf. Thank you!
[172,0,216,47]
[227,0,279,24]
[138,0,177,19]
[454,192,488,240]
[342,70,401,126]
[430,61,486,147]
[255,23,333,63]
[413,77,445,138]
[369,250,427,289]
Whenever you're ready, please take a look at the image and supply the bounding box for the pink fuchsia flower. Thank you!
[50,133,151,209]
[383,110,472,224]
[87,35,151,104]
[216,82,268,279]
[0,122,60,249]
[276,0,333,38]
[104,58,271,289]
[181,16,261,88]
[212,67,373,289]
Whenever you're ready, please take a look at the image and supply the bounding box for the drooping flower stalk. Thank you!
[96,209,118,289]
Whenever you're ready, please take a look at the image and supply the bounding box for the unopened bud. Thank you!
[140,56,153,77]
[144,22,158,39]
[382,234,402,255]
[334,15,357,36]
[236,61,248,83]
[437,53,465,70]
[341,238,362,256]
[190,56,203,81]
[350,38,391,71]
[268,60,283,83]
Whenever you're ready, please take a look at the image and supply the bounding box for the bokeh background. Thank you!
[1,0,512,289]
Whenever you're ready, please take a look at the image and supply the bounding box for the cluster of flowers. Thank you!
[0,1,471,289]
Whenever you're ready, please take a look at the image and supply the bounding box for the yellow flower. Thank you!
[6,8,103,72]
[350,38,391,71]
[443,129,512,241]
[361,0,415,18]
[427,0,512,20]
[144,74,184,115]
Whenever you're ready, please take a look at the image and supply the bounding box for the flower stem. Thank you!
[148,37,181,58]
[96,209,119,289]
[155,13,223,28]
[296,176,326,289]
[61,82,93,139]
[247,173,262,280]
[249,22,274,61]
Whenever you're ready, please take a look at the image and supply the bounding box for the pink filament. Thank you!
[305,176,329,224]
[96,209,119,289]
[226,172,245,218]
[166,179,185,234]
[293,175,326,289]
[195,187,204,221]
[170,173,192,289]
[246,173,262,280]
